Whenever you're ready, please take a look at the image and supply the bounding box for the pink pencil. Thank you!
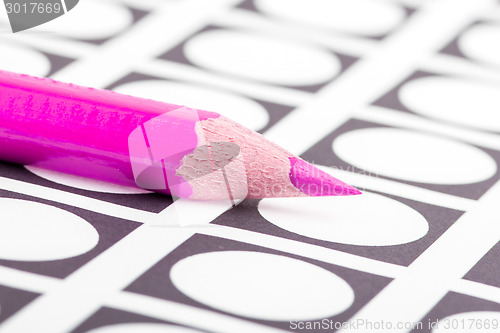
[0,70,361,200]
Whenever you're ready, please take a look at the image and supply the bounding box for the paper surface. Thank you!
[1,0,500,332]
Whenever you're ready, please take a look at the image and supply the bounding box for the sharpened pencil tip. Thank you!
[288,157,361,197]
[348,186,363,195]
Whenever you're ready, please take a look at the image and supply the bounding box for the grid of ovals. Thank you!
[1,0,500,331]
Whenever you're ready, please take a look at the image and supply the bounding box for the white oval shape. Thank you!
[40,0,133,40]
[171,251,354,321]
[114,80,269,131]
[0,43,50,77]
[87,323,205,333]
[259,189,428,246]
[25,165,150,194]
[333,128,496,184]
[0,198,99,261]
[399,76,500,132]
[184,30,341,86]
[433,312,500,333]
[255,0,405,36]
[459,23,500,68]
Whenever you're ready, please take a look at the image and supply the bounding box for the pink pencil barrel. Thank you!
[0,71,202,191]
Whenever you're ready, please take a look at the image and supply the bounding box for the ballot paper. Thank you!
[1,0,500,332]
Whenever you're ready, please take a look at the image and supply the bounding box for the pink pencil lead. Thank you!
[288,157,362,197]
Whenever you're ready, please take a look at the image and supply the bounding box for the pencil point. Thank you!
[288,157,361,197]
